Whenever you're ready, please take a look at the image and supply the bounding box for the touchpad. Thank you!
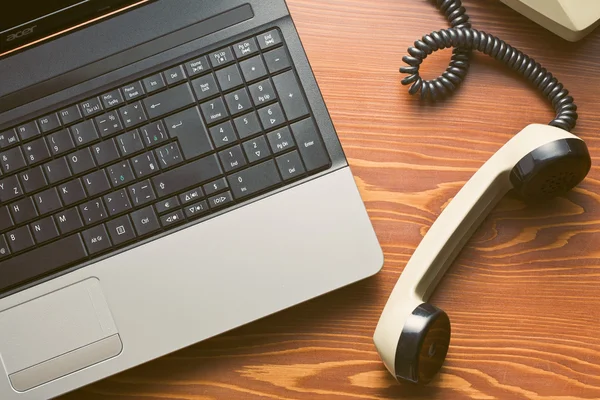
[0,278,122,392]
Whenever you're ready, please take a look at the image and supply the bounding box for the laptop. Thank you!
[0,1,384,398]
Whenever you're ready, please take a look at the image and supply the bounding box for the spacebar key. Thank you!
[227,159,282,199]
[0,234,88,293]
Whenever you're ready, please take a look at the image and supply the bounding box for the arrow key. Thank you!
[184,201,209,219]
[242,135,271,163]
[179,187,204,205]
[160,209,185,228]
[258,103,286,130]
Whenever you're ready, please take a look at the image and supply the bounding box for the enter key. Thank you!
[164,107,214,159]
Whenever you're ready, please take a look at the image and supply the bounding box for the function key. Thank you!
[121,81,145,101]
[257,30,282,50]
[142,73,166,94]
[163,65,186,85]
[210,47,235,68]
[184,56,210,77]
[58,105,83,125]
[15,121,40,141]
[233,37,259,59]
[264,47,291,74]
[0,129,19,148]
[38,113,61,133]
[80,97,104,117]
[100,89,124,109]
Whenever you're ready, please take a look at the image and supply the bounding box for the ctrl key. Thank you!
[131,206,161,236]
[82,224,112,254]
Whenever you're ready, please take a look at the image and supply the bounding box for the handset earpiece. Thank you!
[373,124,591,385]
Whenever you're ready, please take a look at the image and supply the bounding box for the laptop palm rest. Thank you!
[0,278,122,392]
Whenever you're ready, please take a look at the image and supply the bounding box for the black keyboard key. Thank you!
[257,30,282,50]
[10,197,37,224]
[276,150,306,180]
[71,120,99,146]
[143,83,195,120]
[0,175,23,203]
[38,113,61,133]
[121,81,145,101]
[233,37,259,58]
[200,97,229,124]
[128,180,155,207]
[22,137,51,165]
[240,55,268,82]
[58,105,83,125]
[243,136,271,163]
[106,215,136,246]
[273,71,310,121]
[164,107,213,159]
[264,47,291,73]
[258,103,286,130]
[225,88,252,116]
[44,157,72,184]
[210,47,235,68]
[192,73,220,101]
[184,201,209,218]
[179,187,203,205]
[7,226,35,253]
[68,148,96,175]
[219,145,247,172]
[142,73,166,93]
[203,178,229,196]
[47,129,75,156]
[1,147,27,173]
[0,234,87,292]
[227,159,282,200]
[131,206,161,236]
[82,224,111,254]
[234,112,263,139]
[140,121,169,147]
[104,189,132,216]
[209,121,238,149]
[267,127,295,154]
[16,121,40,141]
[249,79,277,106]
[0,207,13,231]
[30,217,59,244]
[208,191,234,209]
[131,151,159,178]
[58,179,87,206]
[95,111,124,138]
[20,167,47,193]
[291,118,330,171]
[160,209,185,227]
[54,207,83,234]
[215,64,244,91]
[107,161,135,187]
[92,139,120,166]
[116,130,144,156]
[119,102,147,128]
[155,196,179,214]
[34,188,62,215]
[184,56,210,77]
[0,129,19,148]
[83,170,111,197]
[80,97,103,117]
[164,65,186,85]
[0,235,10,259]
[100,89,124,109]
[152,154,222,198]
[155,143,183,168]
[80,198,108,225]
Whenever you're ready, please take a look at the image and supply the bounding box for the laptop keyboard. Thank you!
[0,29,331,294]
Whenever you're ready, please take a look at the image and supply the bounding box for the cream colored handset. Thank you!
[373,124,591,385]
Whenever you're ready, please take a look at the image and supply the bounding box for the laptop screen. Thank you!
[1,0,146,55]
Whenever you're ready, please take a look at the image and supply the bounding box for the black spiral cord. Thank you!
[400,0,577,132]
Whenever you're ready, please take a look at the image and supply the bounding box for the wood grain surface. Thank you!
[61,0,600,399]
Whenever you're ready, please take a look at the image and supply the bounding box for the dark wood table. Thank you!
[62,0,600,398]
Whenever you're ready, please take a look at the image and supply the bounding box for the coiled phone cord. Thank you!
[400,0,577,132]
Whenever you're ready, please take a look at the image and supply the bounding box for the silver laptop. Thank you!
[0,1,383,398]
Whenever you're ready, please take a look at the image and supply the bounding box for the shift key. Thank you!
[228,159,282,199]
[143,83,195,120]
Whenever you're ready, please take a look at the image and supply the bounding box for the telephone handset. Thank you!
[373,0,592,385]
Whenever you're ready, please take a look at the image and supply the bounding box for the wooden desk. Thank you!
[61,0,600,398]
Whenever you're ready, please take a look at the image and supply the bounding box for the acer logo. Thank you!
[6,26,37,42]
